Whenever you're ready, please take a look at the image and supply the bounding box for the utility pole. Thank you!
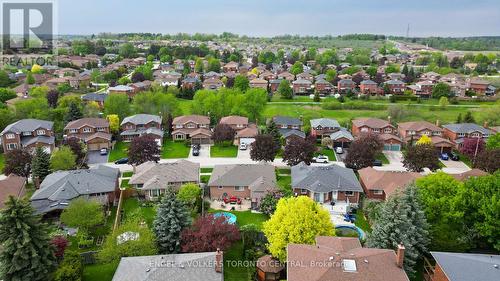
[406,23,410,38]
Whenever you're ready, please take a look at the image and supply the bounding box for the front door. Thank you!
[313,192,321,202]
[332,191,338,201]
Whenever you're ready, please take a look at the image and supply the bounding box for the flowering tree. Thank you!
[460,138,485,159]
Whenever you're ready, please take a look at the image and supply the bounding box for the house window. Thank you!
[6,143,17,150]
[433,131,441,136]
[176,124,183,128]
[97,127,106,132]
[22,131,31,136]
[37,129,45,135]
[373,129,380,133]
[373,190,383,195]
[292,125,299,129]
[234,186,245,191]
[236,124,244,128]
[345,191,354,196]
[69,129,78,133]
[83,128,92,133]
[175,134,184,139]
[300,189,308,194]
[360,128,368,132]
[458,133,465,137]
[187,124,195,129]
[199,124,207,128]
[384,128,392,133]
[5,133,15,139]
[424,131,431,136]
[471,133,480,138]
[218,186,223,189]
[281,125,287,129]
[150,189,160,197]
[127,125,134,129]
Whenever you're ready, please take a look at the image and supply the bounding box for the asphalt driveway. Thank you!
[87,151,108,164]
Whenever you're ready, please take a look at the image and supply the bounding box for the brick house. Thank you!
[292,79,312,95]
[259,71,276,81]
[424,252,500,281]
[358,167,422,201]
[223,61,239,73]
[181,77,201,90]
[384,80,406,94]
[442,123,492,148]
[408,81,434,97]
[1,119,55,153]
[310,118,341,138]
[269,79,283,92]
[292,163,363,205]
[81,93,108,108]
[171,115,211,144]
[468,78,494,95]
[398,121,453,152]
[359,80,379,94]
[219,115,248,131]
[337,79,356,93]
[208,164,277,209]
[108,85,135,98]
[277,71,294,82]
[64,118,112,151]
[296,72,314,82]
[128,160,199,200]
[250,78,269,90]
[314,79,333,94]
[203,77,224,90]
[272,116,303,137]
[120,114,163,145]
[352,118,402,150]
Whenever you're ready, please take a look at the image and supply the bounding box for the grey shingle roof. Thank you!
[1,119,53,135]
[272,116,303,126]
[281,129,306,139]
[310,118,340,129]
[208,164,276,190]
[30,165,119,214]
[81,92,108,102]
[120,127,163,138]
[112,252,223,281]
[329,128,354,141]
[430,252,500,281]
[129,160,199,190]
[442,123,492,135]
[121,114,162,126]
[21,136,55,147]
[292,163,362,193]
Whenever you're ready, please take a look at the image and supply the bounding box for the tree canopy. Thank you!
[60,198,104,230]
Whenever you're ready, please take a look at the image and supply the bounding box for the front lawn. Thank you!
[210,144,238,157]
[109,142,129,162]
[375,152,390,164]
[83,262,118,281]
[315,147,337,161]
[161,140,190,159]
[200,167,213,173]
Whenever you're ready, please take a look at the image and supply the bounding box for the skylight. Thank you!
[342,259,357,272]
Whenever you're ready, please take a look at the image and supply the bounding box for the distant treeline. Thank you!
[391,36,500,51]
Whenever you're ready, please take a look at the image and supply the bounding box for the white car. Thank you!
[335,147,344,154]
[313,155,329,163]
[99,148,108,155]
[239,143,248,150]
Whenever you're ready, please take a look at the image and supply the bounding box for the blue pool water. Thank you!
[213,212,237,224]
[335,224,366,240]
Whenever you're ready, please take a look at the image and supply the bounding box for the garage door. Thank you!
[239,138,255,145]
[88,143,100,151]
[384,144,401,151]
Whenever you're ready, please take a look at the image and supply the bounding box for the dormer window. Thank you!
[69,129,78,133]
[22,131,31,136]
[97,127,106,132]
[281,125,287,129]
[384,128,392,133]
[187,124,195,129]
[83,128,92,133]
[373,129,380,133]
[361,128,368,132]
[176,124,183,128]
[5,133,15,139]
[36,129,45,135]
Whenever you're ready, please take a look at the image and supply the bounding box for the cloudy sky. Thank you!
[57,0,500,37]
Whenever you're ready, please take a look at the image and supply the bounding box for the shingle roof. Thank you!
[208,164,276,192]
[358,167,422,197]
[329,128,353,141]
[129,160,199,190]
[281,129,306,139]
[121,114,161,126]
[81,92,108,102]
[398,121,442,132]
[442,123,492,135]
[360,79,377,85]
[353,118,393,129]
[108,85,133,91]
[1,119,54,135]
[430,252,500,281]
[220,115,248,125]
[112,252,223,281]
[65,118,109,130]
[0,175,26,209]
[272,116,302,126]
[21,136,55,147]
[310,118,340,128]
[292,163,362,193]
[172,115,210,125]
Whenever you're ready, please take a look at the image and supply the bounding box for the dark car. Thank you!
[114,157,128,164]
[450,152,460,161]
[372,159,382,166]
[192,145,200,156]
[440,153,449,161]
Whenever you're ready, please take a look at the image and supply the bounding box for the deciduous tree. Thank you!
[403,143,440,172]
[104,94,131,120]
[181,214,240,253]
[128,134,160,166]
[3,148,32,179]
[46,90,59,108]
[345,133,383,170]
[486,133,500,150]
[250,134,279,162]
[50,146,77,171]
[212,123,236,144]
[259,192,282,216]
[65,102,83,123]
[60,198,104,231]
[106,114,120,135]
[283,135,316,166]
[432,82,451,99]
[278,79,293,99]
[474,148,500,173]
[460,137,485,159]
[234,75,249,92]
[64,138,86,166]
[263,196,334,262]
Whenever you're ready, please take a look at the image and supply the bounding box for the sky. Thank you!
[57,0,500,37]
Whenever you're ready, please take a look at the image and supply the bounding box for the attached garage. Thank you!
[86,133,112,151]
[88,142,110,151]
[380,134,403,151]
[239,137,255,146]
[190,128,213,145]
[383,144,401,151]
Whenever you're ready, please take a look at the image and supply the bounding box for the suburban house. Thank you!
[171,115,212,144]
[130,81,152,94]
[120,114,163,145]
[384,80,406,94]
[219,115,248,131]
[203,77,224,90]
[468,78,495,95]
[64,118,112,151]
[337,79,356,93]
[358,167,422,201]
[234,124,258,146]
[250,78,269,89]
[30,165,120,215]
[287,236,409,281]
[112,251,224,281]
[359,79,379,94]
[449,169,487,181]
[181,77,201,89]
[223,61,239,72]
[108,85,134,98]
[424,252,500,281]
[398,121,453,152]
[128,160,199,200]
[208,164,277,209]
[292,79,312,95]
[81,92,108,108]
[314,79,334,94]
[442,123,492,148]
[269,79,283,92]
[310,118,341,138]
[272,116,303,137]
[291,163,363,205]
[408,81,434,97]
[259,71,276,81]
[352,118,403,151]
[277,71,294,82]
[296,72,314,82]
[0,175,26,209]
[329,128,354,148]
[1,119,55,153]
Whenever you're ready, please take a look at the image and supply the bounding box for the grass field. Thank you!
[161,140,190,159]
[109,142,129,162]
[316,147,337,161]
[122,198,157,227]
[83,262,118,281]
[210,144,238,157]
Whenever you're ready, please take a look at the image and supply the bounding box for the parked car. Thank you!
[450,152,459,161]
[114,157,128,164]
[440,153,449,161]
[313,155,329,163]
[192,145,200,156]
[372,159,382,166]
[99,148,108,155]
[239,143,247,150]
[335,147,343,154]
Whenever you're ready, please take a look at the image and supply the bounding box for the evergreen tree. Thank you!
[463,111,475,123]
[31,146,51,184]
[153,189,191,254]
[402,64,409,77]
[407,67,415,83]
[0,198,57,281]
[367,185,430,276]
[65,102,83,123]
[456,113,463,123]
[266,120,282,151]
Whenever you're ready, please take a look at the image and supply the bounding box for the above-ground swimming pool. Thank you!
[335,224,366,240]
[213,212,237,224]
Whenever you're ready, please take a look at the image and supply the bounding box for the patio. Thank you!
[209,198,252,211]
[321,201,354,226]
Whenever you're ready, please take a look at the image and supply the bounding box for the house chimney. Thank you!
[387,116,392,124]
[435,119,440,127]
[215,248,223,273]
[396,244,405,268]
[483,121,488,128]
[34,177,40,189]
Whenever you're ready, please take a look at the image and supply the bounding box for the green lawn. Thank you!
[277,175,292,196]
[210,144,238,157]
[201,175,211,183]
[122,198,157,227]
[0,153,4,172]
[83,262,118,281]
[109,142,129,162]
[200,167,213,173]
[315,147,337,161]
[120,179,129,189]
[161,140,190,159]
[375,152,390,164]
[223,241,251,281]
[121,171,133,178]
[210,210,268,230]
[276,168,291,175]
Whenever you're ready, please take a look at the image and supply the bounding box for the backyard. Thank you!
[161,140,190,159]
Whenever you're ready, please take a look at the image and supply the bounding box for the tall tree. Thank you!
[0,198,57,281]
[474,148,500,173]
[403,143,440,172]
[154,190,191,254]
[181,214,240,253]
[212,123,236,144]
[234,75,249,92]
[463,111,475,123]
[282,135,316,166]
[50,146,77,171]
[104,94,131,120]
[278,80,293,99]
[345,133,383,170]
[367,185,430,275]
[250,134,279,162]
[263,196,334,262]
[46,90,59,108]
[64,138,86,166]
[65,102,83,123]
[266,120,282,151]
[3,148,32,179]
[432,83,451,99]
[486,133,500,150]
[460,138,485,160]
[31,146,51,184]
[128,135,160,166]
[60,198,104,231]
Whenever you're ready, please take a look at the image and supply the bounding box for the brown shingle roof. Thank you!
[172,115,210,125]
[358,167,422,197]
[0,175,26,209]
[220,116,248,126]
[398,121,442,132]
[450,169,488,181]
[64,118,109,130]
[353,118,394,129]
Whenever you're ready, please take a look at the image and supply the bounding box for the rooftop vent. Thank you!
[342,259,357,272]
